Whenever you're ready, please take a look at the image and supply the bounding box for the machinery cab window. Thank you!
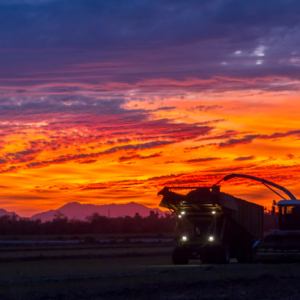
[279,205,300,230]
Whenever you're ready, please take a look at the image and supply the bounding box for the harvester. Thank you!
[158,173,300,264]
[216,173,300,262]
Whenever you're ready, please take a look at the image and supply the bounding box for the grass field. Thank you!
[1,250,300,299]
[0,234,173,262]
[0,235,300,299]
[0,233,173,241]
[0,244,173,261]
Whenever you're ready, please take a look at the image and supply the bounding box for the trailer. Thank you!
[158,185,264,264]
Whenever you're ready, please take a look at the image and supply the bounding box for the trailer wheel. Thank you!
[172,246,189,265]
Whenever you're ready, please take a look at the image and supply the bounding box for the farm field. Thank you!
[0,235,173,261]
[0,245,173,260]
[0,233,173,242]
[1,249,300,299]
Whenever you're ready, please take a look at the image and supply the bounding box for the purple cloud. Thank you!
[234,156,255,161]
[1,0,300,93]
[185,157,222,163]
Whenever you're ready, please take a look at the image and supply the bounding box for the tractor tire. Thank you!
[172,246,189,265]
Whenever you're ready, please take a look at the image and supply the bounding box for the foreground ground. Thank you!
[1,247,300,300]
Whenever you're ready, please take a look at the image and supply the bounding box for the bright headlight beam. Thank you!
[182,236,187,241]
[181,211,185,215]
[209,236,214,241]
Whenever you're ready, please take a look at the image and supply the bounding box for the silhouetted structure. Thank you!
[158,185,264,264]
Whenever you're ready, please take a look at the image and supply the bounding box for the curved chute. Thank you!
[214,173,296,200]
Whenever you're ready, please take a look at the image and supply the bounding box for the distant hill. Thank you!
[31,202,166,222]
[0,208,19,218]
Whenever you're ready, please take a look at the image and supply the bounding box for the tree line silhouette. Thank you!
[0,211,277,235]
[0,211,175,235]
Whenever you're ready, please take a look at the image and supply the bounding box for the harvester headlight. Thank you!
[181,211,185,215]
[208,236,214,241]
[178,215,182,218]
[212,211,216,214]
[182,236,187,241]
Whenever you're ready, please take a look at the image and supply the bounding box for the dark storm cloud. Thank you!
[1,0,300,91]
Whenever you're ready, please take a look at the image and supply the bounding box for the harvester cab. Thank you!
[275,200,300,230]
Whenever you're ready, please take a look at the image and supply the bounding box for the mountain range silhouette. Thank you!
[0,202,165,222]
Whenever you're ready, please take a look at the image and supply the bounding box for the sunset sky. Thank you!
[1,0,300,217]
